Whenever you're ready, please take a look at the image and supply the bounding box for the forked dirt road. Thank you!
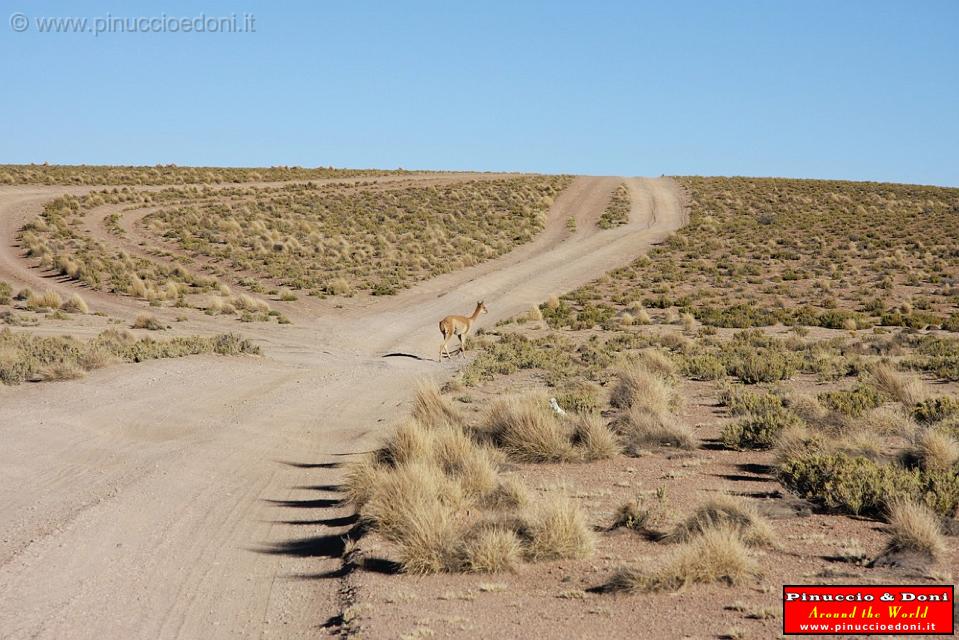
[0,176,685,639]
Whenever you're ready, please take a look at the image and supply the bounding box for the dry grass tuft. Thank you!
[483,478,530,510]
[634,349,678,380]
[461,526,523,573]
[360,461,467,542]
[132,314,165,330]
[60,293,89,314]
[484,392,577,462]
[860,405,917,438]
[393,496,467,574]
[612,493,667,532]
[605,526,757,593]
[25,289,62,311]
[431,425,501,498]
[665,495,774,547]
[610,361,681,412]
[616,404,695,451]
[883,499,947,561]
[40,361,85,381]
[572,412,621,460]
[907,429,959,472]
[867,362,927,406]
[525,494,594,561]
[412,380,465,428]
[343,454,385,508]
[383,419,435,466]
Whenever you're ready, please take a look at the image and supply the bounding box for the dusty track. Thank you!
[0,176,685,639]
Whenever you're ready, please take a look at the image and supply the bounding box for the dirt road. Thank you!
[0,176,685,639]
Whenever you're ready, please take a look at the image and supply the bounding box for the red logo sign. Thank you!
[783,585,954,635]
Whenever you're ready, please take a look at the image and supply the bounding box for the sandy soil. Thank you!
[0,175,685,639]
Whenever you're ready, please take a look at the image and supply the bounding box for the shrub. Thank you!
[0,328,258,386]
[722,407,804,450]
[779,450,959,518]
[555,380,601,414]
[680,353,726,380]
[719,386,783,416]
[818,385,884,418]
[728,351,797,384]
[913,397,959,424]
[0,281,11,305]
[598,183,630,229]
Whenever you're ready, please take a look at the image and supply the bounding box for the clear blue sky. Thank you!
[2,1,957,185]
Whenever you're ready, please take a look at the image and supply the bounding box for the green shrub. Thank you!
[779,451,959,518]
[718,386,783,416]
[942,313,959,333]
[722,407,803,450]
[556,381,601,414]
[727,351,798,384]
[461,333,578,386]
[818,385,884,418]
[680,353,726,380]
[692,304,781,328]
[913,397,959,424]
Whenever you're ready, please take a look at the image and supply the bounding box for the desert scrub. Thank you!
[597,183,630,229]
[143,175,572,295]
[0,281,12,305]
[778,449,959,518]
[460,332,587,386]
[0,163,407,185]
[0,328,259,385]
[539,177,959,333]
[20,188,237,314]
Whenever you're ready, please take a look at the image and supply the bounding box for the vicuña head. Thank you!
[438,301,488,360]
